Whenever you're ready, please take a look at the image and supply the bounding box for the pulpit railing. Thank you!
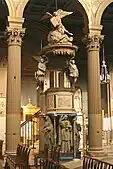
[20,110,41,147]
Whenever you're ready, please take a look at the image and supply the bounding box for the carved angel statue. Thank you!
[33,55,48,83]
[41,9,73,45]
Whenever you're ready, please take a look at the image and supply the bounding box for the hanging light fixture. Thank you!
[100,44,110,83]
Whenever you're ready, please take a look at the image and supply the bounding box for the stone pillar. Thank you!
[6,27,25,154]
[84,26,104,154]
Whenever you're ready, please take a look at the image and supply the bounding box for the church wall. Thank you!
[0,67,7,155]
[0,67,7,97]
[77,78,88,117]
[21,76,37,106]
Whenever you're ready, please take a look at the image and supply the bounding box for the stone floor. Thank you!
[63,159,82,169]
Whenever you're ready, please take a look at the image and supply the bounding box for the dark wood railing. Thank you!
[83,155,113,169]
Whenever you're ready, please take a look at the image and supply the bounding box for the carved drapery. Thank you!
[6,27,25,46]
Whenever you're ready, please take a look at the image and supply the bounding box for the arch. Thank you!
[5,0,15,17]
[16,0,29,17]
[16,0,90,24]
[95,0,113,25]
[78,0,91,25]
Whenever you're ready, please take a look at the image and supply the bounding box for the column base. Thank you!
[87,148,106,157]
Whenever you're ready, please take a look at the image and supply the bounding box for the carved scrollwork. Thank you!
[6,27,25,46]
[83,34,104,50]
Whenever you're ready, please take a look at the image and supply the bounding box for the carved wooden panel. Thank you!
[74,89,82,113]
[57,95,72,109]
[47,94,54,109]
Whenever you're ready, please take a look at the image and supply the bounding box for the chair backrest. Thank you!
[51,145,57,160]
[16,144,21,156]
[44,144,49,158]
[51,145,61,162]
[83,156,113,169]
[26,148,31,165]
[18,145,31,166]
[55,146,61,162]
[46,159,69,169]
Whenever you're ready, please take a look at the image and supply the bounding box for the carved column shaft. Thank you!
[85,34,103,153]
[6,27,25,153]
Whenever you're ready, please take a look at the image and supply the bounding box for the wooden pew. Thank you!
[5,144,31,169]
[83,155,113,169]
[34,145,68,169]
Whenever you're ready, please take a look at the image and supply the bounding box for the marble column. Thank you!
[6,27,25,154]
[85,32,104,154]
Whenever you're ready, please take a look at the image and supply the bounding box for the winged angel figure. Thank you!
[42,9,73,45]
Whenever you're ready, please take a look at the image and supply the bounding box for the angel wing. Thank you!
[40,12,53,20]
[53,9,73,19]
[32,55,41,62]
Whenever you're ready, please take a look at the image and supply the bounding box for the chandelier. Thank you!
[100,44,110,83]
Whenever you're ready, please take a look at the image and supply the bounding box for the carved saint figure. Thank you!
[60,115,72,153]
[41,9,73,45]
[68,57,79,84]
[34,55,48,82]
[42,116,53,149]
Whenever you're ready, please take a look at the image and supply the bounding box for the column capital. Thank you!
[8,16,24,29]
[6,27,26,46]
[88,25,103,35]
[83,34,104,51]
